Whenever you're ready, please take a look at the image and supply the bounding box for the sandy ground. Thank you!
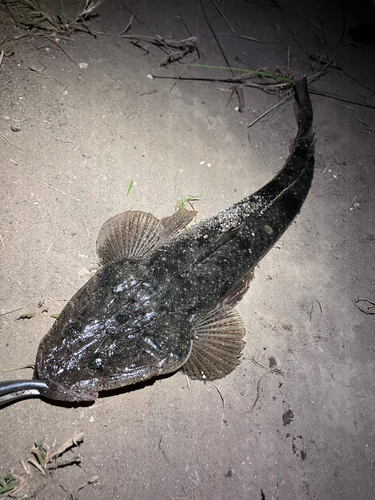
[1,0,374,498]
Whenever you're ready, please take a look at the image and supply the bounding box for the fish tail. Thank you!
[293,77,314,158]
[245,77,314,208]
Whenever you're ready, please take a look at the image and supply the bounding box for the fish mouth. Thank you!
[34,348,99,402]
[35,377,99,403]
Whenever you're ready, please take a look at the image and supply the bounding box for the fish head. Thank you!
[34,266,193,402]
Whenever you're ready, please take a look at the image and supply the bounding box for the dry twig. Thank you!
[249,368,282,413]
[0,130,23,150]
[23,172,81,201]
[213,383,225,427]
[1,0,103,36]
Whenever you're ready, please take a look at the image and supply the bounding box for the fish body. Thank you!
[33,78,314,403]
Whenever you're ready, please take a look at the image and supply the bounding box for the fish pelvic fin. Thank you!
[97,208,196,264]
[181,305,245,381]
[219,268,255,307]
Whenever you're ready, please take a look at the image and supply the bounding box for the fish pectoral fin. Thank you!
[97,210,164,264]
[181,305,245,381]
[96,208,197,265]
[192,224,244,268]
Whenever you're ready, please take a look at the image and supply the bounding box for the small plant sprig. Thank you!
[0,473,20,494]
[176,195,201,212]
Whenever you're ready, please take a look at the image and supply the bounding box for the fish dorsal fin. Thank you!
[159,207,197,240]
[97,208,196,265]
[193,224,243,268]
[181,305,245,381]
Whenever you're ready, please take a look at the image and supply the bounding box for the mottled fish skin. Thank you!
[32,78,314,403]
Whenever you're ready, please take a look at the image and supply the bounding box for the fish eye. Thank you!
[88,357,104,371]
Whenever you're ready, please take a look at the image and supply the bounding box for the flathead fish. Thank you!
[0,78,314,406]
